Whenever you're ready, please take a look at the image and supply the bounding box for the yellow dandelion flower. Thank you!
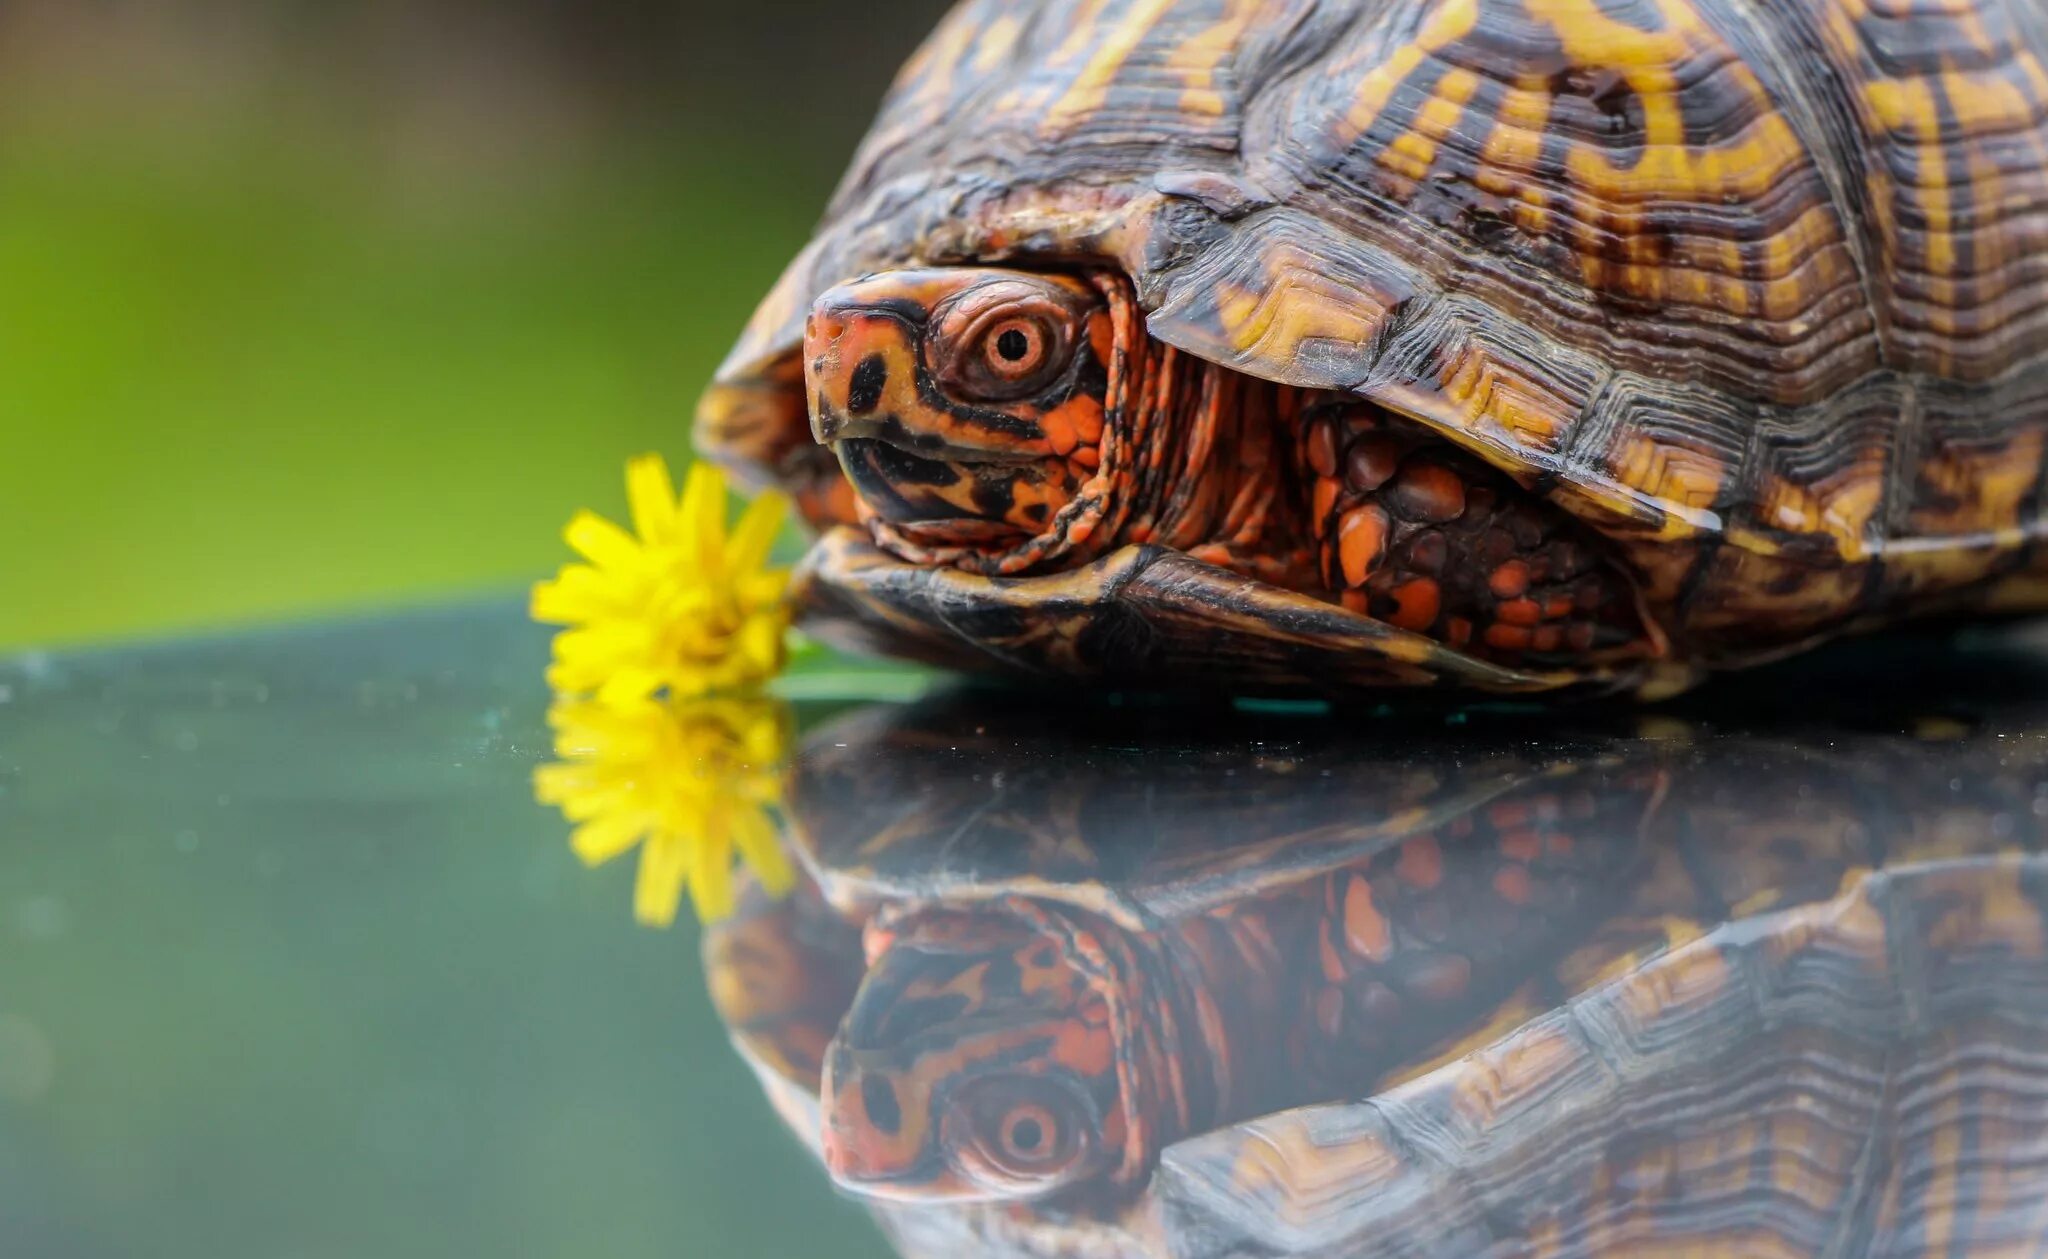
[534,692,796,925]
[534,454,791,705]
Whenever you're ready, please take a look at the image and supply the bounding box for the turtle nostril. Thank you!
[847,354,889,414]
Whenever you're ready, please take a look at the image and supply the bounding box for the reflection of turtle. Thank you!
[696,0,2048,698]
[704,674,2048,1256]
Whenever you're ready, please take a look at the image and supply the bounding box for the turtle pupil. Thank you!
[1011,1117,1044,1152]
[996,329,1031,362]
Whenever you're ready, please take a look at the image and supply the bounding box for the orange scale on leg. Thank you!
[1397,837,1444,889]
[1388,578,1442,633]
[1345,437,1402,493]
[1489,560,1531,599]
[1337,505,1390,587]
[1499,598,1543,627]
[1500,829,1542,862]
[1307,420,1340,477]
[1388,460,1467,523]
[1485,623,1533,652]
[1312,478,1341,528]
[1493,864,1534,905]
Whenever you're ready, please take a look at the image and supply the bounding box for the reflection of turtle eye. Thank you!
[945,1072,1093,1191]
[999,1103,1058,1163]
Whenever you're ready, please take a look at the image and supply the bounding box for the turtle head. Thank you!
[804,268,1114,557]
[819,897,1175,1204]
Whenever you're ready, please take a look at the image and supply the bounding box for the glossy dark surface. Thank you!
[10,605,2048,1256]
[717,625,2048,1256]
[0,605,893,1259]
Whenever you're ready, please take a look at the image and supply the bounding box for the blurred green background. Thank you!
[0,0,951,650]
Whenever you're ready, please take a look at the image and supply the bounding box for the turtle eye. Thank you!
[933,286,1080,402]
[983,317,1052,382]
[997,1102,1060,1165]
[944,1072,1094,1193]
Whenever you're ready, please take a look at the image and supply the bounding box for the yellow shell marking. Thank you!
[1342,0,1481,139]
[1046,0,1183,127]
[1216,260,1389,376]
[1166,0,1265,118]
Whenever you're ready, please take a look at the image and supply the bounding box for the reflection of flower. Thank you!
[533,455,790,706]
[535,694,794,925]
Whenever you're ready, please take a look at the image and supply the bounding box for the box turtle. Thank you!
[696,0,2048,697]
[702,666,2048,1256]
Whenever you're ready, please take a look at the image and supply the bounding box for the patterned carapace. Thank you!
[699,0,2048,697]
[702,669,2048,1255]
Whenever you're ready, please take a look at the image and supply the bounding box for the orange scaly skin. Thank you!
[699,0,2048,697]
[805,268,1318,591]
[806,266,1658,669]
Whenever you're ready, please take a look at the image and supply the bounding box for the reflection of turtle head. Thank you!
[820,895,1195,1205]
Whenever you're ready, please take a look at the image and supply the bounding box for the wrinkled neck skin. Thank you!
[1093,895,1337,1196]
[1041,900,1228,1201]
[1150,906,1310,1135]
[869,275,1320,591]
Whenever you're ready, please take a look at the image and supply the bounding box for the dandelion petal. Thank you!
[635,835,690,927]
[563,511,645,572]
[625,453,679,547]
[570,814,646,867]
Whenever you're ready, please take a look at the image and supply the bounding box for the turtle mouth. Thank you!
[833,436,1041,549]
[819,411,1038,466]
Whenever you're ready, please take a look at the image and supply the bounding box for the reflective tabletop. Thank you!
[8,604,2048,1257]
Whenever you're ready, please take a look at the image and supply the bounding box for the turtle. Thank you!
[701,653,2048,1257]
[694,0,2048,698]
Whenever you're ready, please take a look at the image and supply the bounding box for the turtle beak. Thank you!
[804,298,924,449]
[805,276,1076,544]
[804,270,1060,462]
[818,1045,940,1197]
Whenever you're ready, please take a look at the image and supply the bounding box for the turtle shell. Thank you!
[702,643,2048,1256]
[698,0,2048,694]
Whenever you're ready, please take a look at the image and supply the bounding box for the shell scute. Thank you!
[1813,0,2048,377]
[1259,0,1875,395]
